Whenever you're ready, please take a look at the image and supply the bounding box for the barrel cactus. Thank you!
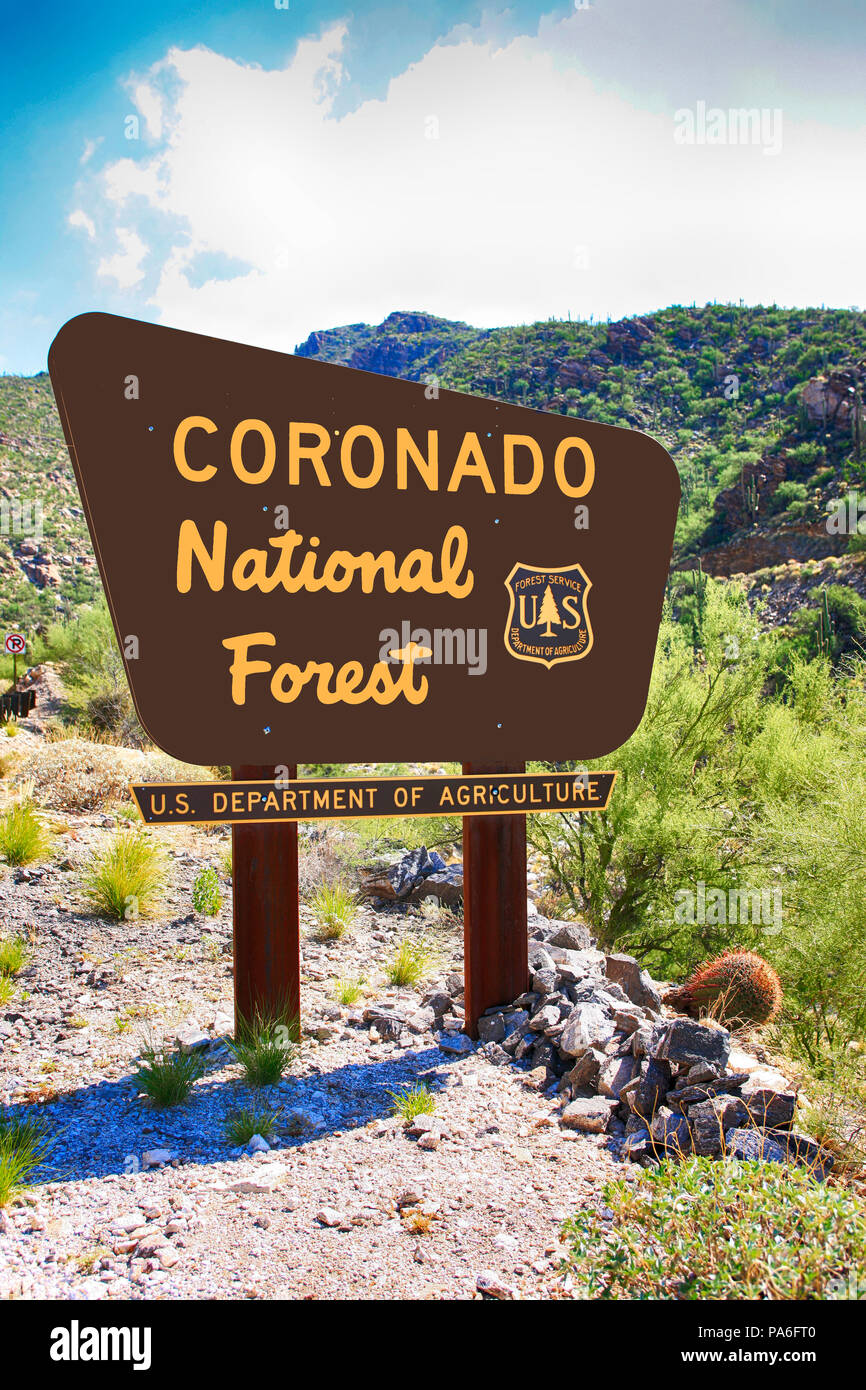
[664,950,782,1025]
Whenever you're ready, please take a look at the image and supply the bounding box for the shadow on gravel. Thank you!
[29,1044,464,1186]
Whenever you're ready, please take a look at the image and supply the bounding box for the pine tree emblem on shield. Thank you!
[503,562,594,669]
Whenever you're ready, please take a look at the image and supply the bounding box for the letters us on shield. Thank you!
[504,561,593,670]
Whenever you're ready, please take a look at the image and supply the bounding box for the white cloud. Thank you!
[97,227,149,288]
[77,8,866,345]
[68,208,96,239]
[130,80,165,140]
[80,137,102,166]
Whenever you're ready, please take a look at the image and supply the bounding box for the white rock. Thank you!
[141,1149,173,1169]
[559,1002,616,1056]
[316,1207,345,1227]
[228,1164,290,1194]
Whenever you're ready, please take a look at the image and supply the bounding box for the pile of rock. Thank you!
[361,846,463,908]
[474,917,834,1178]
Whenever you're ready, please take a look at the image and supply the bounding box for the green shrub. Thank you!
[310,880,356,941]
[769,480,807,514]
[228,1007,298,1086]
[386,937,434,988]
[0,1110,57,1206]
[332,975,364,1006]
[0,802,52,866]
[134,1043,206,1107]
[192,866,221,916]
[388,1084,436,1122]
[83,831,168,920]
[0,935,26,977]
[560,1159,866,1299]
[223,1104,280,1146]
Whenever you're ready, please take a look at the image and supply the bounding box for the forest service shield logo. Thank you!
[504,562,593,669]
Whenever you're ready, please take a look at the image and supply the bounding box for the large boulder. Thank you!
[598,1053,639,1099]
[559,1002,617,1056]
[725,1128,787,1165]
[739,1082,797,1130]
[649,1018,731,1071]
[561,1096,618,1133]
[547,921,593,951]
[604,953,663,1012]
[689,1096,748,1156]
[649,1108,692,1153]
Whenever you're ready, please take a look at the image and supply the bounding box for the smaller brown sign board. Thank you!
[130,771,617,825]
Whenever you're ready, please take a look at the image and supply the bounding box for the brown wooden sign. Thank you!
[130,770,617,825]
[48,313,679,767]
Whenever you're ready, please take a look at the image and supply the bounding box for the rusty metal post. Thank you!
[461,761,529,1037]
[231,764,300,1033]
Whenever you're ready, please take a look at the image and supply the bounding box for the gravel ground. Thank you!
[0,806,624,1301]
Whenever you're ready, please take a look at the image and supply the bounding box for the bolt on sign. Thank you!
[47,313,680,767]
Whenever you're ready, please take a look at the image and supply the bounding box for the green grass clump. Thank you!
[0,976,14,1006]
[83,831,168,920]
[386,937,434,988]
[0,934,26,977]
[332,975,365,1006]
[0,1110,57,1206]
[0,802,52,866]
[560,1157,866,1299]
[134,1042,206,1107]
[223,1104,280,1146]
[192,866,221,916]
[310,880,356,941]
[227,1008,298,1087]
[388,1084,436,1122]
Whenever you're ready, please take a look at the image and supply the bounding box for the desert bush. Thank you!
[14,740,211,812]
[0,935,26,976]
[46,598,148,746]
[332,976,364,1005]
[228,1007,298,1086]
[388,1084,436,1122]
[192,866,221,916]
[560,1158,866,1299]
[223,1105,280,1146]
[83,831,168,920]
[386,936,434,988]
[309,880,356,941]
[0,802,52,866]
[0,1110,57,1206]
[134,1043,206,1107]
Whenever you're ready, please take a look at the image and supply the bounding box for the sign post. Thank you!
[4,632,26,687]
[50,312,680,1037]
[231,764,300,1031]
[462,761,528,1036]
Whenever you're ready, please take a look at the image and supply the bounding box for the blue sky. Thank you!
[1,0,864,374]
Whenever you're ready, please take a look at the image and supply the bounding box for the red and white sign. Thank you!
[4,633,25,656]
